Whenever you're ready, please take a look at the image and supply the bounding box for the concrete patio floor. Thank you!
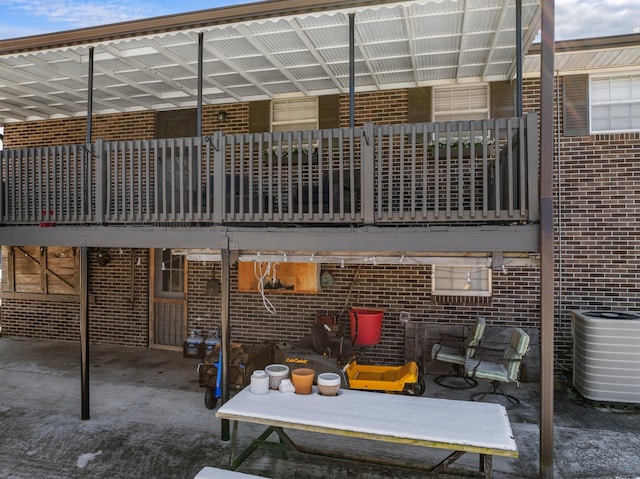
[1,336,639,479]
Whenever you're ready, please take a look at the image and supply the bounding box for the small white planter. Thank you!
[317,372,341,396]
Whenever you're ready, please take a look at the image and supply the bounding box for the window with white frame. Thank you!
[433,84,490,122]
[271,97,318,133]
[431,265,492,297]
[590,73,640,133]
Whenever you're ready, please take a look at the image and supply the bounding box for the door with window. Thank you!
[149,249,187,350]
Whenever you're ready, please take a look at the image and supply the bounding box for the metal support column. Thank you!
[349,12,355,129]
[220,248,231,441]
[80,246,90,420]
[539,0,556,476]
[516,0,523,117]
[197,32,204,137]
[86,47,94,144]
[80,47,94,421]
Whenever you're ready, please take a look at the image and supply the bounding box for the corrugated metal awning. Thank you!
[523,33,640,77]
[0,0,541,123]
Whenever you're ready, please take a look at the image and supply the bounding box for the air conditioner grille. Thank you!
[572,309,640,404]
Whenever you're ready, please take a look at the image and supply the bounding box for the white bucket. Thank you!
[265,364,290,390]
[250,370,269,395]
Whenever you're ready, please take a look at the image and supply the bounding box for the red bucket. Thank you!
[349,308,384,346]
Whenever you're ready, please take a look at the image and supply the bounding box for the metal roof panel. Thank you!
[0,0,545,123]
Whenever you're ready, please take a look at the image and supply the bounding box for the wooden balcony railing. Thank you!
[0,114,539,227]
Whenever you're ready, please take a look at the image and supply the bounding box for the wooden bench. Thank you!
[216,386,518,479]
[194,466,264,478]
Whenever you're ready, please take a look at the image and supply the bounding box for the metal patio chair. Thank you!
[430,316,486,389]
[464,327,530,409]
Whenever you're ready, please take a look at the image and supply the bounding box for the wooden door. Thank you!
[149,249,188,350]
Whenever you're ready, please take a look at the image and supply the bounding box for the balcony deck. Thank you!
[0,115,539,253]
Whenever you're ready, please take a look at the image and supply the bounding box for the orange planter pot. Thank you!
[291,367,315,395]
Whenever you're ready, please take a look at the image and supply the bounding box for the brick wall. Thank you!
[88,248,149,348]
[202,104,250,135]
[184,260,539,367]
[346,90,408,125]
[0,299,81,341]
[523,77,640,374]
[2,112,157,148]
[0,249,149,347]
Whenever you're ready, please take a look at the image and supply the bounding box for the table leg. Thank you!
[480,453,492,479]
[432,450,465,474]
[230,425,290,470]
[273,427,299,459]
[228,420,239,468]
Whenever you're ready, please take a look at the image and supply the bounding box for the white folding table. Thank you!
[216,386,518,478]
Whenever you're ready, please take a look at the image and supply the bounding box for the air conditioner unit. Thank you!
[571,309,640,404]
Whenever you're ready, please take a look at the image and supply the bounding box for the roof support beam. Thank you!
[200,42,275,99]
[83,62,183,110]
[146,37,235,101]
[100,44,195,98]
[351,17,383,91]
[481,0,512,80]
[289,19,346,93]
[150,37,245,103]
[402,8,420,87]
[456,0,470,80]
[0,224,540,253]
[0,68,84,117]
[0,98,43,121]
[235,24,312,94]
[12,56,129,114]
[30,52,135,111]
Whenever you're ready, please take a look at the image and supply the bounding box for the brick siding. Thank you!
[187,260,540,366]
[524,77,640,374]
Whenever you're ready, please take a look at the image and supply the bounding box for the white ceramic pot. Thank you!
[250,370,269,395]
[317,372,341,396]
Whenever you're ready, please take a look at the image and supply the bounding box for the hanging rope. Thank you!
[254,261,277,315]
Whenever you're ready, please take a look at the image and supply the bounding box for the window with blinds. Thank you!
[271,97,319,132]
[433,84,490,122]
[590,73,640,133]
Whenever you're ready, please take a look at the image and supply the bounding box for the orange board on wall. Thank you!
[238,262,320,294]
